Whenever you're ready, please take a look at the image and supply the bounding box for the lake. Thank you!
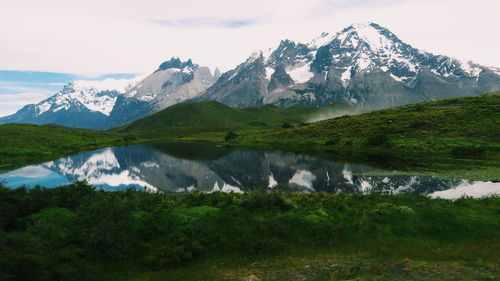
[1,141,499,199]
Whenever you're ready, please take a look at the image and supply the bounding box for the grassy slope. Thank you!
[237,93,500,155]
[112,100,354,138]
[0,124,126,171]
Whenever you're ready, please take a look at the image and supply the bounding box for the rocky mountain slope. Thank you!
[0,78,138,129]
[105,58,218,128]
[0,58,218,130]
[197,23,500,109]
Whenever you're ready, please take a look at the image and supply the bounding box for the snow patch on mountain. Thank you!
[351,22,391,52]
[341,67,352,83]
[390,73,404,82]
[265,67,274,80]
[36,102,52,115]
[309,32,334,50]
[287,63,314,83]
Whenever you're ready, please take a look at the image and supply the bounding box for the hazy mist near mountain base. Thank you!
[306,108,361,123]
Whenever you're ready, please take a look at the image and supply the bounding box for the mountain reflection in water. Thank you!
[1,142,499,198]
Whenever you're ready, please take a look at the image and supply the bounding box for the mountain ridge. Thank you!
[197,22,500,109]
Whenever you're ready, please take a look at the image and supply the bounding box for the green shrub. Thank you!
[240,190,293,212]
[0,183,498,280]
[365,134,389,146]
[224,131,239,142]
[325,137,341,145]
[450,147,486,158]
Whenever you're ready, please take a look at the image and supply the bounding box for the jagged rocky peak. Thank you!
[312,22,483,81]
[197,22,500,109]
[156,57,196,72]
[213,67,222,80]
[266,39,313,68]
[108,57,219,127]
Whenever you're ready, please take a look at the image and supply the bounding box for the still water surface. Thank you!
[1,142,499,199]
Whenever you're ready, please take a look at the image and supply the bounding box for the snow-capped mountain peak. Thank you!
[343,22,397,52]
[35,76,141,116]
[312,22,484,83]
[197,22,500,109]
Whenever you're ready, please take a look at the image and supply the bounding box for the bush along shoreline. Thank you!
[0,182,498,280]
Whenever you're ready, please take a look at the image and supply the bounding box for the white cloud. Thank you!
[1,165,54,178]
[0,92,49,104]
[0,0,498,75]
[0,91,51,117]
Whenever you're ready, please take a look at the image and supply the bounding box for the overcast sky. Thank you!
[0,0,499,116]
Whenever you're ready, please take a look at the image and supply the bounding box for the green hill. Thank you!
[237,93,500,159]
[0,124,125,171]
[113,101,355,138]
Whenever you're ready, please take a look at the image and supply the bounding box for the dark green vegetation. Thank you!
[236,92,500,158]
[112,101,354,138]
[0,124,125,171]
[1,182,498,281]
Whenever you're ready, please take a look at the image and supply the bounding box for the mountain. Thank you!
[197,23,500,109]
[0,78,138,130]
[105,57,217,128]
[0,57,218,130]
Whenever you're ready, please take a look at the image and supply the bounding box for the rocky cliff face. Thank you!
[105,57,217,128]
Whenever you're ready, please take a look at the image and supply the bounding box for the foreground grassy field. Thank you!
[0,183,498,281]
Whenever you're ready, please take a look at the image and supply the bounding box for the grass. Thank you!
[0,183,498,281]
[0,124,127,171]
[111,100,355,138]
[234,93,500,157]
[115,250,499,281]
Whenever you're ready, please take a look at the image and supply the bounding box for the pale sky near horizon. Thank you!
[0,0,499,116]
